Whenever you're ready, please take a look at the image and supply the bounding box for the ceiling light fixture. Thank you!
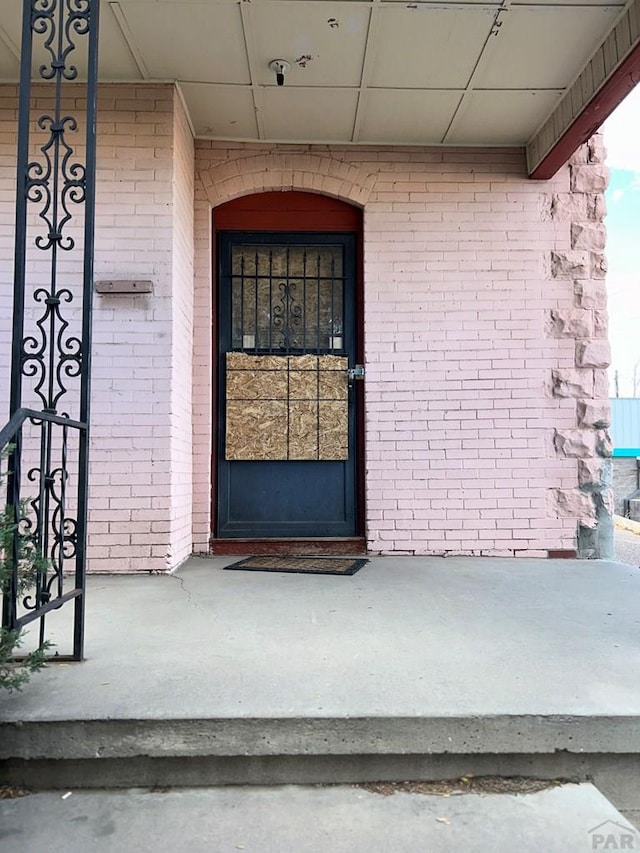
[269,59,290,87]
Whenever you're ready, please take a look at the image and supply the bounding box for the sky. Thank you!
[603,85,640,397]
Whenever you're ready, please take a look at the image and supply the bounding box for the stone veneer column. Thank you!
[547,133,613,559]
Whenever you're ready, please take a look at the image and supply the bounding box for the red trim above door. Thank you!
[213,191,362,232]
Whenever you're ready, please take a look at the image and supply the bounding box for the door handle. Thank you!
[347,364,365,382]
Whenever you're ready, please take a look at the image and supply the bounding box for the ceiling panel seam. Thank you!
[441,3,506,143]
[172,83,566,92]
[239,1,264,140]
[351,0,380,142]
[109,1,149,79]
[0,23,19,62]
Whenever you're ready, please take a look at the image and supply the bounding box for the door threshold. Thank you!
[210,538,366,556]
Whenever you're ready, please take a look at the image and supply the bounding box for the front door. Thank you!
[216,232,359,539]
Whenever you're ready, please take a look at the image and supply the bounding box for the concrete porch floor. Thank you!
[3,555,640,719]
[1,556,640,823]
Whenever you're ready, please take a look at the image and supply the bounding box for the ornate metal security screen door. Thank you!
[217,233,359,538]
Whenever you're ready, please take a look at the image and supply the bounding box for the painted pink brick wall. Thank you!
[0,82,609,564]
[363,164,571,556]
[0,83,194,572]
[0,88,17,428]
[194,142,593,556]
[192,191,213,550]
[89,84,175,572]
[169,93,195,567]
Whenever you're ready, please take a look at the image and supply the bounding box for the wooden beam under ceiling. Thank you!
[527,0,640,179]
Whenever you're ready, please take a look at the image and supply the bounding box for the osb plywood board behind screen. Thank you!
[226,353,348,461]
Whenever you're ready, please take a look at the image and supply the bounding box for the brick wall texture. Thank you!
[0,82,612,569]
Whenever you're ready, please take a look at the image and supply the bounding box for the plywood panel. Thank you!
[226,368,288,401]
[225,400,287,460]
[227,353,286,371]
[289,401,319,460]
[319,401,349,460]
[318,355,346,371]
[319,370,348,400]
[213,192,362,232]
[225,353,348,460]
[289,371,318,400]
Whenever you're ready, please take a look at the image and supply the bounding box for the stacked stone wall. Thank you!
[547,133,613,558]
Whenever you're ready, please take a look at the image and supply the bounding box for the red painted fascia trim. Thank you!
[529,42,640,180]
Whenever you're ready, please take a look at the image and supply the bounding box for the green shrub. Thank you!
[0,460,52,692]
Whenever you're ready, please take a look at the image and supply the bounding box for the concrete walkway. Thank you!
[0,783,635,853]
[2,555,639,720]
[615,516,640,567]
[615,528,640,567]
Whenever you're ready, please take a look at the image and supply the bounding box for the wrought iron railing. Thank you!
[1,408,88,658]
[1,0,100,661]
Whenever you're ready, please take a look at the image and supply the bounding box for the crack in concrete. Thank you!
[162,572,207,613]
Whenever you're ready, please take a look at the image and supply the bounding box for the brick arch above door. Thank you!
[195,149,376,209]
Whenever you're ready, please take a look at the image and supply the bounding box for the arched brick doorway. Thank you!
[211,192,365,554]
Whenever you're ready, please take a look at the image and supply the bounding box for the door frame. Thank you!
[210,191,365,553]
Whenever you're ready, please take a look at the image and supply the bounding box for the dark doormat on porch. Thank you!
[223,556,368,576]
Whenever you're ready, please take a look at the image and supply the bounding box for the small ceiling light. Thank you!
[269,59,290,87]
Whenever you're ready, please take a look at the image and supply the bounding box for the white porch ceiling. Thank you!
[0,0,635,150]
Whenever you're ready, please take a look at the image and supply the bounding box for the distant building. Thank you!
[610,398,640,517]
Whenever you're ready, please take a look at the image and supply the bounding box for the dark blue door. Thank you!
[216,232,359,538]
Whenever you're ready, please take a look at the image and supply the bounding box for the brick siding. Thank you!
[0,83,612,567]
[194,139,610,557]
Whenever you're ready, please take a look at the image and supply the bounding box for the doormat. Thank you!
[224,556,368,576]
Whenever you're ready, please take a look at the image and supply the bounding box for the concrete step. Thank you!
[0,782,636,853]
[1,713,639,813]
[2,558,640,823]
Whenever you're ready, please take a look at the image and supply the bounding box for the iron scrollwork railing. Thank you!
[1,0,100,661]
